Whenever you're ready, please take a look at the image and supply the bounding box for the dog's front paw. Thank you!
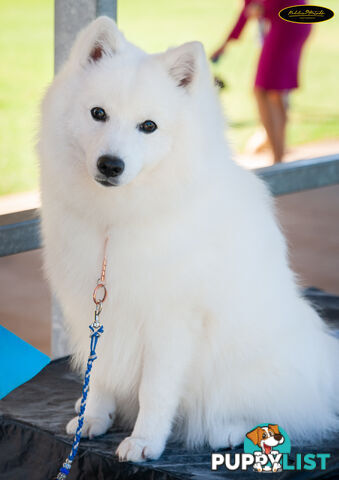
[66,415,112,439]
[116,436,164,462]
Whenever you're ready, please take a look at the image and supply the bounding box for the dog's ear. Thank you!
[155,42,207,92]
[246,427,261,446]
[69,16,125,66]
[268,424,280,435]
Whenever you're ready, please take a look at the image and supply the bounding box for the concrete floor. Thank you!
[1,183,338,357]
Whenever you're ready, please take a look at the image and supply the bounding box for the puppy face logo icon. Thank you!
[244,424,291,472]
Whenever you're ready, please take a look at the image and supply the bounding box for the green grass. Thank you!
[0,0,53,196]
[0,0,338,195]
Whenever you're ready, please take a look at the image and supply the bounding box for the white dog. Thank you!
[39,17,339,462]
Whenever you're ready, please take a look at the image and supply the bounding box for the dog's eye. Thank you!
[138,120,157,134]
[262,433,267,438]
[91,107,107,122]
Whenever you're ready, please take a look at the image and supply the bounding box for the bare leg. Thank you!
[267,90,288,163]
[254,87,288,164]
[254,87,276,163]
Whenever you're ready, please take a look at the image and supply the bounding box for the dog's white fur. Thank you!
[39,17,339,462]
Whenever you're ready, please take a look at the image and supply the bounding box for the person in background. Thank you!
[211,0,312,164]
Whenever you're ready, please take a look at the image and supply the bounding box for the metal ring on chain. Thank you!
[93,283,107,304]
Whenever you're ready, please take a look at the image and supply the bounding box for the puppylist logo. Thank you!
[211,424,331,473]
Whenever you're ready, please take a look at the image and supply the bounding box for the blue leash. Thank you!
[56,322,104,478]
[56,244,108,479]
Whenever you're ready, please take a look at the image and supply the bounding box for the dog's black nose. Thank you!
[97,155,125,178]
[274,434,283,441]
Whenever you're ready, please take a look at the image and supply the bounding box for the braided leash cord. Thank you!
[56,323,104,479]
[56,241,108,480]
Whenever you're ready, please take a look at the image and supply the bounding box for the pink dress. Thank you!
[227,0,312,90]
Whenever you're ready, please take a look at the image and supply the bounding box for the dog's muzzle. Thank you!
[95,155,125,187]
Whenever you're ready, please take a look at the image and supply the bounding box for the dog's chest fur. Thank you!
[46,207,204,402]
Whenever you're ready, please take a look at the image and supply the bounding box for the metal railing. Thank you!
[1,154,339,258]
